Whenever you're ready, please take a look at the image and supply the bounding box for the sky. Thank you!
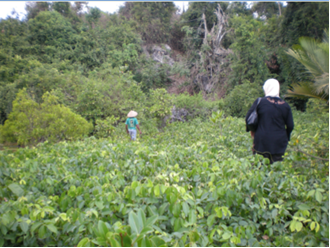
[0,1,190,20]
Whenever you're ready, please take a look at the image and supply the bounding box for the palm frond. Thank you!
[285,81,328,102]
[315,73,329,95]
[286,30,329,102]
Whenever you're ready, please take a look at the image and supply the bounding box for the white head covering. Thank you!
[127,110,138,117]
[263,78,280,97]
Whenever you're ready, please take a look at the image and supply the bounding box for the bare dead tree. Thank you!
[277,2,282,16]
[191,3,231,97]
[202,4,228,48]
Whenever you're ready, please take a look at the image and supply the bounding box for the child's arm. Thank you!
[125,124,129,134]
[136,124,142,135]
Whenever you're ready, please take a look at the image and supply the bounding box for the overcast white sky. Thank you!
[0,1,191,20]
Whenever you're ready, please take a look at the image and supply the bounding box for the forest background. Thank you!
[0,1,329,145]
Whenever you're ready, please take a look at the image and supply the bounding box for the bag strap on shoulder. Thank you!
[256,97,262,106]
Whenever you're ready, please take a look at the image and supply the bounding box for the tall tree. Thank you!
[120,2,176,44]
[251,2,282,19]
[279,2,329,46]
[228,15,273,87]
[52,2,71,17]
[25,1,50,20]
[181,2,229,50]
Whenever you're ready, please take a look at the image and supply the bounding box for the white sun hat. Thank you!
[127,110,138,117]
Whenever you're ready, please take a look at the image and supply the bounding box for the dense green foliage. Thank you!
[0,106,328,247]
[0,1,328,129]
[279,2,329,47]
[223,83,263,118]
[119,2,176,44]
[227,16,273,87]
[0,89,92,145]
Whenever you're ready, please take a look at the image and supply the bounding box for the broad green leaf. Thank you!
[137,209,147,228]
[109,237,121,247]
[139,226,153,237]
[310,222,315,231]
[20,221,29,233]
[215,207,223,218]
[46,224,58,234]
[174,218,181,231]
[1,213,12,226]
[189,210,196,224]
[222,232,231,240]
[182,202,189,217]
[123,234,132,247]
[160,185,166,194]
[128,211,140,235]
[189,230,199,242]
[231,236,241,244]
[172,203,181,218]
[290,220,297,232]
[295,221,303,232]
[98,221,108,237]
[150,236,166,247]
[139,237,152,247]
[154,185,160,197]
[315,191,322,203]
[77,238,90,247]
[8,183,24,197]
[207,214,216,227]
[95,201,104,210]
[145,215,158,227]
[298,203,311,211]
[197,206,204,217]
[38,225,47,239]
[307,190,315,199]
[271,209,278,219]
[0,225,7,235]
[31,222,42,234]
[315,222,320,232]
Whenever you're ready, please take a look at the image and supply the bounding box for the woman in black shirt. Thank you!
[245,79,294,163]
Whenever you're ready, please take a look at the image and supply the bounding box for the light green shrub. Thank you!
[94,116,119,139]
[306,98,329,115]
[223,82,263,118]
[0,89,92,145]
[146,88,173,120]
[173,92,221,119]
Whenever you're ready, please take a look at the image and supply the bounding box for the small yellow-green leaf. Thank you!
[310,222,315,231]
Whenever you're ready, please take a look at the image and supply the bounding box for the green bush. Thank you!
[173,92,221,119]
[0,89,92,145]
[223,82,263,118]
[94,116,119,139]
[146,88,173,121]
[305,98,329,115]
[138,61,171,93]
[53,66,147,123]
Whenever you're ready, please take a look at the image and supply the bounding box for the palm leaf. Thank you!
[286,38,328,77]
[314,73,329,95]
[286,30,329,102]
[285,81,328,101]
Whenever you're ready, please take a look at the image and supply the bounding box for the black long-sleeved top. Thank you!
[245,97,294,155]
